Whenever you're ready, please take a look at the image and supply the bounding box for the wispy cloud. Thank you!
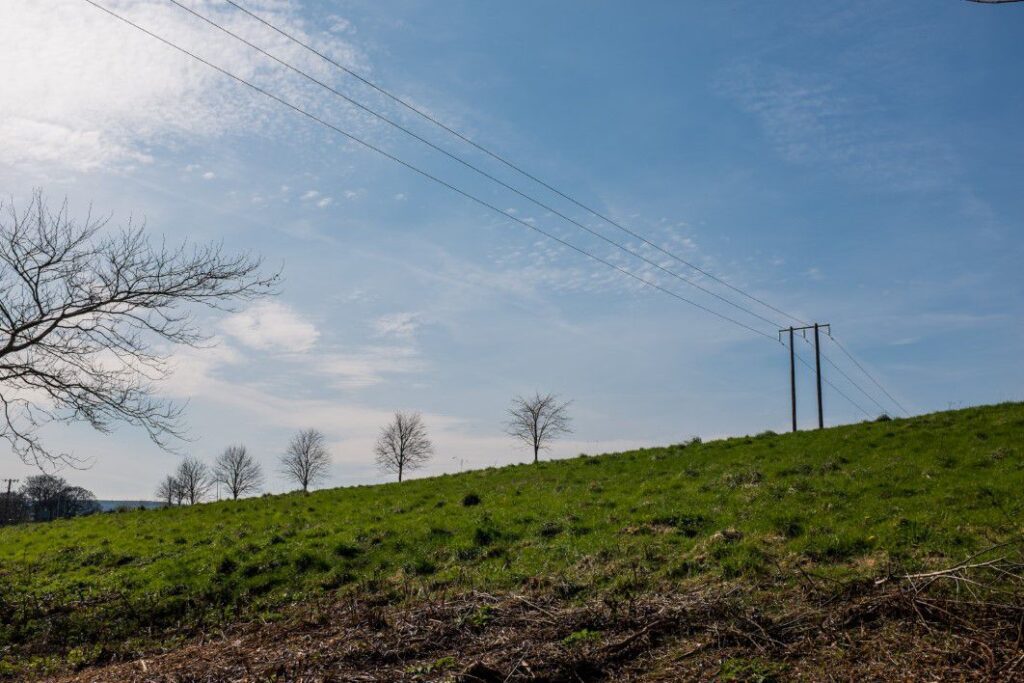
[372,312,422,340]
[222,301,320,353]
[718,62,958,191]
[0,0,366,173]
[318,346,424,388]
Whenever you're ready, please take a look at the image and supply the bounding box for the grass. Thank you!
[1,402,1022,676]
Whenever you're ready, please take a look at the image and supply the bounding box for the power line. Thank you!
[82,0,902,429]
[81,0,778,343]
[218,1,903,424]
[166,0,786,331]
[223,0,810,328]
[793,347,871,419]
[818,346,889,416]
[794,331,888,419]
[827,334,910,416]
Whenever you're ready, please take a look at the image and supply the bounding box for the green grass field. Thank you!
[1,402,1022,676]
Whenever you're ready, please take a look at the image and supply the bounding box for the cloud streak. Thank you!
[0,0,366,173]
[222,301,320,352]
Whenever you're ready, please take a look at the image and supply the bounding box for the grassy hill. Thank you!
[2,402,1023,678]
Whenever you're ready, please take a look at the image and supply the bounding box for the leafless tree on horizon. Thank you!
[155,475,179,507]
[280,428,331,493]
[506,392,573,464]
[374,411,433,483]
[174,456,211,505]
[0,191,278,468]
[213,444,263,500]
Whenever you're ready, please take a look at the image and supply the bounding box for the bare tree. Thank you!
[280,429,331,492]
[0,192,277,467]
[374,411,433,483]
[155,475,179,507]
[505,392,573,464]
[213,444,263,500]
[174,456,211,505]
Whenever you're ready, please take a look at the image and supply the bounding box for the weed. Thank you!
[562,628,601,647]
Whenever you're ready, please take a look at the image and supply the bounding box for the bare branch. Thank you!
[0,191,278,466]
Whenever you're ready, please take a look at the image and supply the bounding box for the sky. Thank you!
[1,0,1021,499]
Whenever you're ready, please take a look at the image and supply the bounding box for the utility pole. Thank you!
[1,479,17,524]
[779,323,830,431]
[814,324,824,430]
[781,327,797,432]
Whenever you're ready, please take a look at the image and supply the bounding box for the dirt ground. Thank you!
[49,577,1024,683]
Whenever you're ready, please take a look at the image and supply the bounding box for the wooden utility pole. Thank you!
[813,324,824,429]
[779,324,830,431]
[1,479,18,524]
[787,327,797,432]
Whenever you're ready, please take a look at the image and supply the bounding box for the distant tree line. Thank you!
[149,393,572,506]
[0,475,100,525]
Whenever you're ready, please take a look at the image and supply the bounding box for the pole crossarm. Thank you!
[779,323,831,339]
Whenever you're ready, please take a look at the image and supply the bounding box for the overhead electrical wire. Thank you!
[212,0,907,421]
[82,0,902,422]
[223,0,810,328]
[827,334,910,416]
[166,0,787,332]
[80,0,778,344]
[803,337,890,417]
[792,348,872,419]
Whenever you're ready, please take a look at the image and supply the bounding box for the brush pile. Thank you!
[55,547,1024,682]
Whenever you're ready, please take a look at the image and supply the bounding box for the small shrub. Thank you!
[463,605,493,629]
[720,656,787,682]
[562,628,601,647]
[650,514,709,537]
[772,515,805,539]
[538,521,563,538]
[321,570,354,590]
[333,542,361,559]
[406,656,456,675]
[455,546,482,562]
[294,551,329,573]
[803,534,873,562]
[406,558,437,576]
[722,469,763,489]
[473,526,498,547]
[991,447,1013,461]
[216,557,237,575]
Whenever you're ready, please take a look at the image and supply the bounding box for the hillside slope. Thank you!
[2,402,1023,679]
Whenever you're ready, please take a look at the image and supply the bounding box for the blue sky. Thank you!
[1,0,1021,498]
